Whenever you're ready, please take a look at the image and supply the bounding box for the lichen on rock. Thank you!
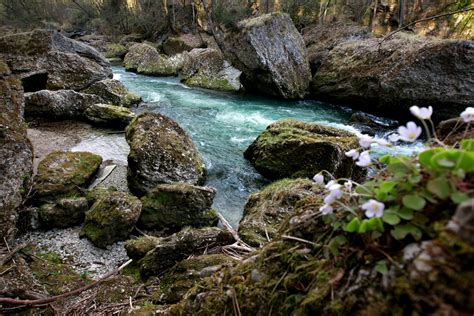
[83,103,136,128]
[83,79,141,108]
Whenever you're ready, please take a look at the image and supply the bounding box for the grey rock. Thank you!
[83,103,136,128]
[446,199,474,245]
[83,79,141,107]
[38,197,89,228]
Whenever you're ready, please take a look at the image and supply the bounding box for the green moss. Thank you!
[184,75,236,92]
[105,43,128,59]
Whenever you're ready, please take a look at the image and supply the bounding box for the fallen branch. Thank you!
[378,7,474,47]
[0,243,27,267]
[0,259,132,306]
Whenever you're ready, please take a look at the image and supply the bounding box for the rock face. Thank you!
[139,227,234,278]
[244,119,363,181]
[180,48,242,92]
[124,43,182,76]
[81,191,142,248]
[33,151,102,202]
[0,60,33,242]
[83,79,141,107]
[162,34,206,56]
[239,179,323,247]
[311,33,474,121]
[38,197,89,228]
[437,118,474,145]
[221,13,310,99]
[0,29,112,91]
[125,112,206,196]
[83,103,136,128]
[25,89,102,119]
[138,183,218,231]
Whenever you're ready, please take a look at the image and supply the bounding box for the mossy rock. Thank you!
[125,235,161,260]
[38,197,89,228]
[34,151,102,202]
[239,178,325,247]
[244,119,364,181]
[83,79,141,108]
[162,34,205,56]
[85,186,118,206]
[139,227,235,278]
[81,191,142,248]
[138,183,218,231]
[105,43,128,59]
[83,103,136,128]
[125,112,206,197]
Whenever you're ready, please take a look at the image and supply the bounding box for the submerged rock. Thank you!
[311,33,474,121]
[83,79,141,107]
[38,197,89,228]
[81,191,142,248]
[162,34,206,56]
[221,13,311,99]
[244,119,363,181]
[180,48,242,92]
[349,111,398,136]
[239,179,324,247]
[0,29,111,91]
[33,151,102,202]
[125,112,206,196]
[138,183,218,231]
[0,60,33,241]
[124,43,181,76]
[83,103,136,128]
[139,227,234,278]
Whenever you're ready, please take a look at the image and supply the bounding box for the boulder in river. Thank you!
[180,48,242,92]
[83,103,136,128]
[311,33,474,121]
[124,43,182,76]
[81,191,142,248]
[0,60,33,242]
[83,79,141,107]
[125,112,206,196]
[38,197,89,228]
[0,29,112,91]
[244,119,364,181]
[33,151,102,202]
[221,13,311,99]
[139,227,234,278]
[138,183,218,231]
[239,179,324,247]
[162,34,206,56]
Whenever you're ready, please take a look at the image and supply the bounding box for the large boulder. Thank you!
[221,13,311,99]
[0,60,33,242]
[124,43,182,76]
[311,33,474,121]
[244,119,363,181]
[33,151,102,202]
[125,112,206,196]
[180,48,242,92]
[138,183,218,231]
[38,197,89,228]
[83,103,136,128]
[125,235,161,260]
[0,29,112,91]
[139,227,235,278]
[83,79,141,107]
[25,89,102,119]
[239,179,323,247]
[81,191,142,248]
[162,33,206,56]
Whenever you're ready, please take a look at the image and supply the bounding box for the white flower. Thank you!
[319,204,334,215]
[356,150,371,167]
[325,180,336,189]
[460,107,474,122]
[361,199,385,218]
[358,134,373,148]
[388,133,400,143]
[324,194,336,204]
[344,180,353,191]
[345,149,359,160]
[374,138,390,147]
[398,121,422,142]
[324,184,343,204]
[313,173,324,185]
[410,105,433,120]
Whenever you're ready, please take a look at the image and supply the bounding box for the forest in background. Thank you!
[0,0,472,40]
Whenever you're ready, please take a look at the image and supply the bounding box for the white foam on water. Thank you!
[216,111,274,127]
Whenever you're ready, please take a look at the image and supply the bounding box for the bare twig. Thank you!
[0,243,27,267]
[0,259,133,306]
[281,235,318,247]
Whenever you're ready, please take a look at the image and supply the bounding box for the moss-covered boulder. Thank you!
[105,43,128,60]
[83,103,136,128]
[239,179,324,247]
[180,48,242,92]
[125,112,206,196]
[83,79,141,107]
[221,13,311,99]
[139,227,234,278]
[152,254,236,304]
[81,191,142,248]
[138,183,218,231]
[123,43,181,76]
[244,119,363,181]
[0,59,33,242]
[38,197,89,228]
[162,34,206,56]
[33,151,102,202]
[125,235,161,260]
